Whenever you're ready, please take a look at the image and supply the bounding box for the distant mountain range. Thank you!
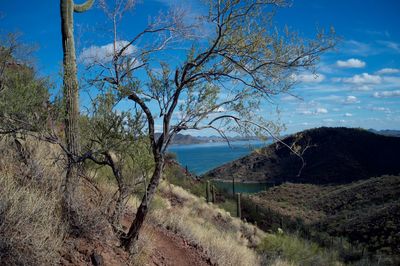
[155,133,259,145]
[368,128,400,137]
[159,128,400,145]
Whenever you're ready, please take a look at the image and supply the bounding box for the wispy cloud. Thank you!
[376,68,400,75]
[79,41,136,66]
[316,107,328,114]
[344,95,360,104]
[336,58,366,68]
[292,73,325,83]
[281,95,301,102]
[373,90,400,98]
[369,107,391,113]
[340,39,400,56]
[340,40,372,56]
[298,107,328,115]
[377,40,400,53]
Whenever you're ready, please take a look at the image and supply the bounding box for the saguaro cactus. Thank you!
[60,0,94,216]
[211,185,216,203]
[237,193,241,219]
[206,181,211,203]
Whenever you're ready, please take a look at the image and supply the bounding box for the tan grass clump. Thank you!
[0,137,65,265]
[0,175,65,265]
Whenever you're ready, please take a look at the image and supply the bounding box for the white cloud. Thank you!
[79,41,137,66]
[376,68,400,75]
[336,58,366,68]
[340,73,382,84]
[323,118,334,122]
[354,85,373,91]
[344,96,360,104]
[373,90,400,98]
[315,95,341,102]
[344,113,353,117]
[370,107,391,113]
[297,107,328,115]
[298,110,313,115]
[316,108,328,114]
[292,73,325,83]
[341,40,372,56]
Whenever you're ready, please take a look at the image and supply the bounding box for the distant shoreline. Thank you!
[169,139,263,146]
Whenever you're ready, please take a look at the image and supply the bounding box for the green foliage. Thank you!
[258,233,340,266]
[165,163,206,198]
[0,40,51,133]
[216,198,237,216]
[81,90,154,186]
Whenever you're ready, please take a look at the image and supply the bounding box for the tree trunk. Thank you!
[121,156,164,250]
[60,0,93,218]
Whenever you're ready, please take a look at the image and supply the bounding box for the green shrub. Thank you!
[258,233,341,266]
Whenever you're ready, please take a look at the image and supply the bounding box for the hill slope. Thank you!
[244,175,400,262]
[205,127,400,184]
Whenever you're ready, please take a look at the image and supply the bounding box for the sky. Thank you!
[1,0,400,135]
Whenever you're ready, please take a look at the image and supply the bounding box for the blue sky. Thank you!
[1,0,400,135]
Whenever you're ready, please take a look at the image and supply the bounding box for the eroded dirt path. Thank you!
[146,225,211,266]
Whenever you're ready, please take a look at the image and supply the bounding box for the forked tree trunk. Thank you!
[60,0,93,217]
[121,156,164,250]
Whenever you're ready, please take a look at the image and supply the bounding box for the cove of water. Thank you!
[168,140,267,175]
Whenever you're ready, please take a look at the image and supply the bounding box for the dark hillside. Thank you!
[206,127,400,184]
[245,175,400,260]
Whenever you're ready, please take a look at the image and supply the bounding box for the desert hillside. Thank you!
[205,127,400,184]
[1,137,344,266]
[243,175,400,259]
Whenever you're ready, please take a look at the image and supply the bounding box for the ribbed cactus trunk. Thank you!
[60,0,93,219]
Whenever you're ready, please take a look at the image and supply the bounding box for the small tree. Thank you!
[79,89,153,233]
[88,0,335,250]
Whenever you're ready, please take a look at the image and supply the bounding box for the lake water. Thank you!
[168,140,273,193]
[168,140,267,175]
[211,180,273,194]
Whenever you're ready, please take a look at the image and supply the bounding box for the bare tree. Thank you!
[87,0,336,250]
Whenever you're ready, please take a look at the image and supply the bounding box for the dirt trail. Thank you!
[61,212,211,266]
[147,225,211,266]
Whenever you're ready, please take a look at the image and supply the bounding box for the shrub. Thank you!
[258,233,341,266]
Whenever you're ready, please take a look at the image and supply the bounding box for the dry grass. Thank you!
[0,136,342,266]
[129,181,264,266]
[0,137,65,265]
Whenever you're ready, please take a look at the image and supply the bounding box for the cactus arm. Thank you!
[73,0,94,13]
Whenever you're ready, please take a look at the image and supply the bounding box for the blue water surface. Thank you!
[168,140,267,175]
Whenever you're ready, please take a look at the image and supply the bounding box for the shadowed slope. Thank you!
[205,127,400,184]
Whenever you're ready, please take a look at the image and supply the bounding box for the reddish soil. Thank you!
[60,211,211,266]
[147,225,211,266]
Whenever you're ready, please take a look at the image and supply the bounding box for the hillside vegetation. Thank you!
[1,136,345,265]
[246,176,400,259]
[202,127,400,264]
